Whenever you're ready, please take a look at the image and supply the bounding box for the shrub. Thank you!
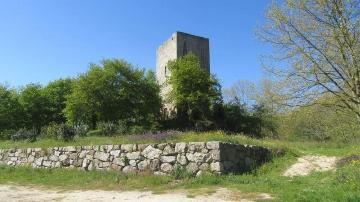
[0,129,16,140]
[11,128,37,142]
[40,123,61,139]
[116,120,130,135]
[74,124,89,137]
[337,157,360,190]
[97,121,118,136]
[128,125,147,135]
[56,124,75,142]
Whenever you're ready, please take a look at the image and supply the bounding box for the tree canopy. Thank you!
[167,53,222,129]
[259,0,360,122]
[64,59,162,129]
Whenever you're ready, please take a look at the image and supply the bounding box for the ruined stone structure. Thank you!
[156,32,210,112]
[0,141,271,176]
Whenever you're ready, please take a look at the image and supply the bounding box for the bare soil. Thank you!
[283,155,338,177]
[0,184,272,202]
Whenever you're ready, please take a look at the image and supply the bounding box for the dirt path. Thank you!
[0,184,272,202]
[283,155,338,177]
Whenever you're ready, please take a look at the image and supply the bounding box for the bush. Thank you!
[40,123,61,139]
[277,103,360,142]
[74,124,89,137]
[0,129,16,140]
[337,157,360,190]
[56,124,75,142]
[11,128,37,142]
[128,125,147,135]
[97,121,118,136]
[116,120,130,135]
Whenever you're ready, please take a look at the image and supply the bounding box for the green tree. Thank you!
[277,94,360,142]
[64,59,162,129]
[0,85,23,133]
[167,53,222,129]
[18,84,51,133]
[42,78,73,124]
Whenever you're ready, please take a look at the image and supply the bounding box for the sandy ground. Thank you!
[283,155,338,177]
[0,184,272,202]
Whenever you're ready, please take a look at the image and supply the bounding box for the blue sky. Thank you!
[0,0,273,88]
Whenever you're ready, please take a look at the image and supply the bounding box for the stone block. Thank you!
[188,142,205,152]
[160,155,176,163]
[175,143,187,153]
[94,152,109,161]
[186,162,198,174]
[121,144,133,152]
[160,163,173,173]
[142,145,162,159]
[126,152,141,160]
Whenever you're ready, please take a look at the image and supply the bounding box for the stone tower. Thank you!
[156,32,210,113]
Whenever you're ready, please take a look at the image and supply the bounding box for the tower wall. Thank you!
[156,32,210,113]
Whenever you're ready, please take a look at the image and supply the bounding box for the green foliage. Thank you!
[11,128,37,142]
[337,157,360,190]
[56,124,75,142]
[97,121,118,136]
[167,53,222,129]
[0,129,16,140]
[252,104,278,138]
[86,129,102,137]
[221,102,257,135]
[277,96,360,142]
[0,85,23,132]
[73,124,89,137]
[18,84,51,134]
[64,59,162,130]
[42,78,73,124]
[40,123,62,139]
[170,165,194,179]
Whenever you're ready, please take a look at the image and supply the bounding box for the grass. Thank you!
[0,131,360,201]
[1,131,359,156]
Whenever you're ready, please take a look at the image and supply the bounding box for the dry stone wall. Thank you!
[0,142,271,175]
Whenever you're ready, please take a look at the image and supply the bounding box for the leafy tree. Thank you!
[259,0,360,122]
[167,53,222,129]
[64,59,162,130]
[223,79,279,137]
[42,78,73,124]
[18,84,51,134]
[0,85,23,135]
[277,94,360,142]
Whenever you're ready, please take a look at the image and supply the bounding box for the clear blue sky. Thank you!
[0,0,273,88]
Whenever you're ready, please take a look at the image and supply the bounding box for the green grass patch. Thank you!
[0,131,359,156]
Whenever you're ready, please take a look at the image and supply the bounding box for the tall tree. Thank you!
[64,59,162,129]
[167,53,222,129]
[259,0,360,122]
[43,78,73,124]
[0,85,23,132]
[18,84,51,133]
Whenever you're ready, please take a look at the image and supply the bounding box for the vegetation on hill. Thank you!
[0,1,359,201]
